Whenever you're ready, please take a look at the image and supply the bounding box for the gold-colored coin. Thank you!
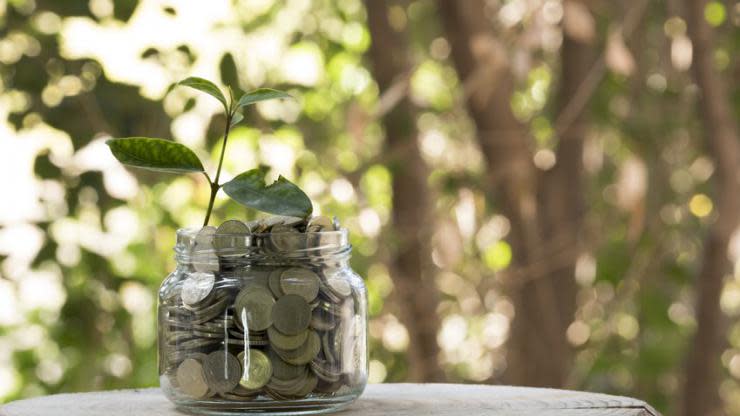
[268,326,308,350]
[274,330,321,366]
[237,349,272,390]
[279,268,320,302]
[294,371,318,398]
[202,350,242,394]
[268,349,306,380]
[234,286,275,332]
[268,268,286,298]
[271,294,311,335]
[176,358,210,399]
[310,358,341,383]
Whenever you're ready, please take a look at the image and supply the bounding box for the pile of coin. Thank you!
[160,215,363,402]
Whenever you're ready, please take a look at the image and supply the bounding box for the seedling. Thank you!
[106,77,312,226]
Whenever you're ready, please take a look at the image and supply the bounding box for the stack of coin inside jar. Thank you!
[159,215,363,403]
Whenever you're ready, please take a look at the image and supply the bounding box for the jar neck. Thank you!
[174,227,352,269]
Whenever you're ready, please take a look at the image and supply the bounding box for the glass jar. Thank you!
[158,224,367,415]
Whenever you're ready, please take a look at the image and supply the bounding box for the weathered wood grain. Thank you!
[0,383,659,416]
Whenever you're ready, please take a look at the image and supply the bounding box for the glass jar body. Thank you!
[158,228,367,415]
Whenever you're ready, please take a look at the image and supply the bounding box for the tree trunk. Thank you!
[682,0,740,415]
[438,0,595,387]
[364,0,444,382]
[439,0,568,387]
[534,0,595,386]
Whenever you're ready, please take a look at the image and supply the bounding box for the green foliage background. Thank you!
[0,1,739,415]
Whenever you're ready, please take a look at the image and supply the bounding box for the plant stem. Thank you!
[203,113,233,226]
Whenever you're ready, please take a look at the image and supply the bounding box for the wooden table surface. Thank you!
[0,383,659,415]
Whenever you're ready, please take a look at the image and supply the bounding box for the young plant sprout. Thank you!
[106,76,312,226]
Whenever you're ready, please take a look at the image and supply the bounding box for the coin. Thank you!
[216,219,250,235]
[195,226,217,244]
[280,268,320,302]
[310,307,337,331]
[270,216,305,227]
[268,269,286,298]
[306,215,333,232]
[314,378,342,394]
[202,350,242,394]
[191,295,232,324]
[214,220,251,254]
[230,384,260,398]
[240,268,271,291]
[222,337,269,347]
[268,349,306,380]
[274,330,321,366]
[176,358,210,399]
[192,249,219,273]
[326,277,352,298]
[219,392,257,401]
[272,294,311,335]
[181,272,215,307]
[311,358,341,383]
[234,286,275,331]
[237,349,272,390]
[176,337,221,350]
[267,370,307,396]
[269,224,302,251]
[166,330,196,344]
[321,332,336,364]
[192,226,219,273]
[268,326,308,350]
[294,371,318,398]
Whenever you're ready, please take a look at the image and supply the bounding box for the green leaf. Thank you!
[178,77,228,111]
[230,112,244,128]
[106,137,204,173]
[237,88,292,109]
[223,168,313,217]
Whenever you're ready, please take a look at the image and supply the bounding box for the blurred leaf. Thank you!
[113,0,139,21]
[230,112,244,127]
[178,77,228,111]
[219,52,239,90]
[237,88,292,109]
[222,168,313,217]
[106,137,204,173]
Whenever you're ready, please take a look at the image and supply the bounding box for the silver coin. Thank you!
[195,226,217,245]
[181,272,216,307]
[306,215,332,232]
[270,225,305,251]
[214,220,251,255]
